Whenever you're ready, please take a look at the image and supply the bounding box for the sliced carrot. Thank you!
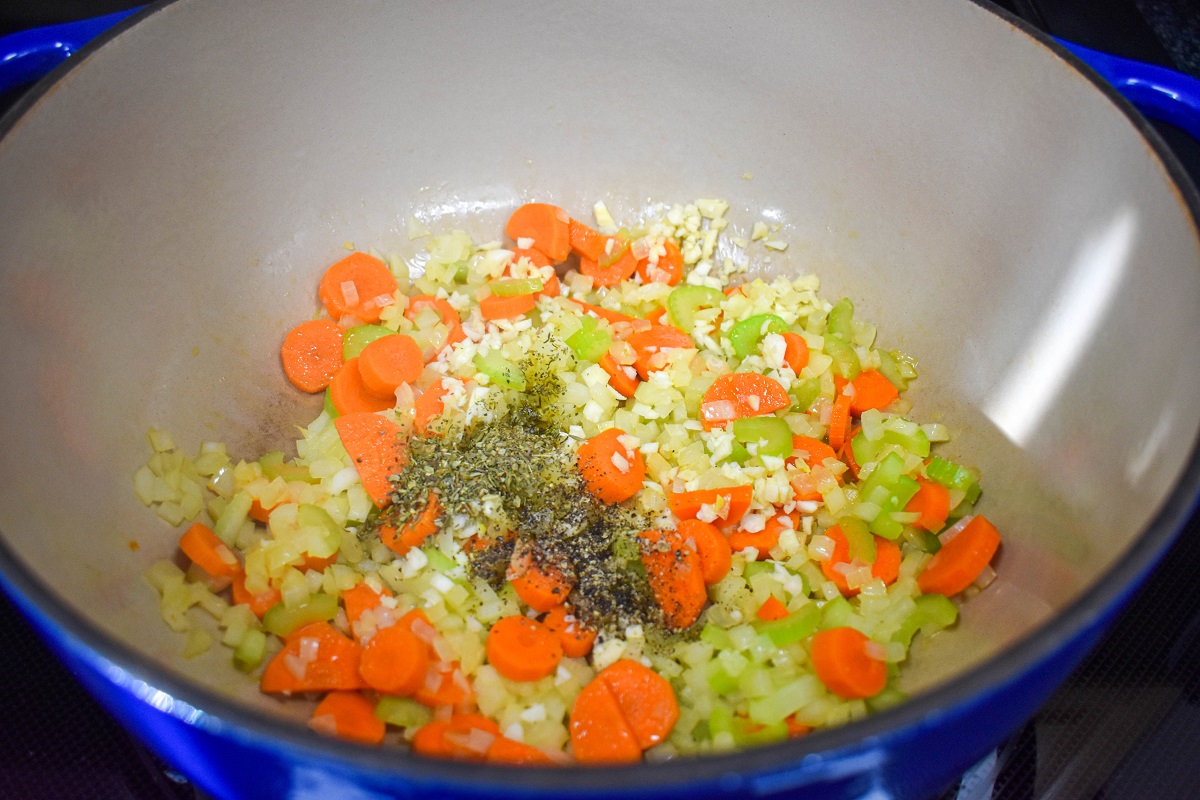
[569,675,642,764]
[917,514,1002,596]
[318,252,398,324]
[905,479,951,533]
[627,325,694,379]
[597,659,679,750]
[699,372,791,430]
[359,624,429,696]
[413,660,474,708]
[841,427,862,480]
[639,529,707,631]
[179,521,241,580]
[785,715,813,738]
[309,691,385,745]
[781,331,810,374]
[487,736,556,765]
[568,218,607,262]
[249,498,277,524]
[678,518,732,586]
[508,544,575,613]
[791,435,841,473]
[729,513,798,559]
[340,581,392,630]
[566,297,637,325]
[644,306,668,325]
[541,605,597,658]
[849,369,900,416]
[380,492,441,557]
[635,239,684,286]
[333,412,407,507]
[598,352,641,398]
[827,391,852,452]
[412,713,500,760]
[480,289,539,321]
[413,379,451,434]
[357,333,424,399]
[810,626,887,699]
[299,552,338,573]
[576,427,645,504]
[820,525,902,596]
[667,485,753,528]
[579,238,639,288]
[329,358,396,415]
[231,573,281,618]
[506,203,571,262]
[260,621,365,693]
[508,248,560,298]
[486,615,564,682]
[281,319,345,393]
[405,295,465,351]
[756,595,789,622]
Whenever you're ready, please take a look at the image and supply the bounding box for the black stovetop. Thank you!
[1,2,1199,799]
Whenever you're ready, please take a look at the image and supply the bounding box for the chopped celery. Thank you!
[819,596,853,630]
[738,663,775,698]
[875,350,909,392]
[882,417,930,458]
[824,334,861,379]
[892,593,959,646]
[701,622,734,650]
[213,491,252,546]
[323,387,338,419]
[260,451,316,484]
[297,503,342,557]
[706,660,739,695]
[233,628,266,671]
[489,277,543,296]
[866,686,908,713]
[565,315,612,362]
[262,592,338,637]
[728,314,787,358]
[747,675,820,726]
[423,546,456,573]
[667,285,724,331]
[742,561,775,579]
[473,350,526,391]
[840,517,877,564]
[375,696,433,728]
[753,603,819,646]
[827,297,856,340]
[731,715,789,747]
[925,456,979,493]
[721,439,751,466]
[342,324,394,360]
[732,416,792,459]
[789,376,822,412]
[866,475,920,539]
[708,703,734,738]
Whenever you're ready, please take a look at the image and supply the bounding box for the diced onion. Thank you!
[308,714,339,736]
[340,280,360,306]
[863,641,888,662]
[701,400,736,424]
[973,564,998,590]
[939,515,974,545]
[410,617,438,644]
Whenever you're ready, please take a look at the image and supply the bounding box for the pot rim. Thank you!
[1,0,1198,794]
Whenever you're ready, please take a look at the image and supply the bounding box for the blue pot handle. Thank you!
[0,7,141,97]
[1056,38,1200,141]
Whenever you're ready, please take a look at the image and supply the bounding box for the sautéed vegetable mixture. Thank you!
[135,198,1001,763]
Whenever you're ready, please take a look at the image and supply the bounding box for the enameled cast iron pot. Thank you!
[1,2,1198,798]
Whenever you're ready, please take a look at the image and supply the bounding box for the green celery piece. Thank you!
[565,315,612,362]
[819,596,853,630]
[882,417,930,457]
[375,696,433,728]
[473,350,526,391]
[867,475,921,540]
[423,546,456,573]
[964,481,982,506]
[892,593,958,646]
[840,517,877,564]
[742,561,775,579]
[705,661,739,695]
[753,603,820,646]
[790,377,822,412]
[732,416,792,459]
[701,623,734,650]
[859,451,907,502]
[490,277,543,297]
[732,714,789,746]
[342,324,394,360]
[708,703,735,738]
[824,333,861,379]
[667,285,724,332]
[925,457,978,492]
[297,503,342,557]
[233,628,267,672]
[260,451,317,484]
[728,314,787,358]
[262,592,338,637]
[827,298,855,340]
[747,675,820,727]
[875,350,909,391]
[851,429,882,468]
[323,387,339,419]
[866,686,908,713]
[721,439,752,466]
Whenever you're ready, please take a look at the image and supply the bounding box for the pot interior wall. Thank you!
[0,0,1198,724]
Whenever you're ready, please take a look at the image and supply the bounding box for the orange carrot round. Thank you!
[579,238,639,287]
[405,295,465,351]
[179,521,241,579]
[260,621,365,693]
[281,319,345,393]
[627,324,694,379]
[413,379,450,434]
[756,595,789,621]
[569,675,642,764]
[820,525,902,596]
[541,605,597,658]
[700,372,791,430]
[329,357,396,415]
[635,239,684,286]
[413,660,474,708]
[791,435,842,475]
[508,546,575,613]
[340,581,392,631]
[309,691,385,745]
[598,352,641,398]
[357,333,424,399]
[905,479,951,533]
[729,513,797,559]
[379,492,441,557]
[486,615,564,682]
[597,659,679,749]
[487,736,556,765]
[666,485,754,528]
[827,391,852,452]
[480,289,539,320]
[810,626,887,699]
[576,428,645,504]
[359,624,429,696]
[318,252,398,324]
[506,203,571,262]
[231,574,281,618]
[508,247,560,298]
[917,514,1001,596]
[639,529,707,631]
[849,369,900,415]
[678,519,732,585]
[412,713,500,760]
[568,218,607,262]
[333,411,407,507]
[781,331,810,374]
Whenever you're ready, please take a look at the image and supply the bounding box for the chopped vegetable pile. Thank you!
[136,197,1002,763]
